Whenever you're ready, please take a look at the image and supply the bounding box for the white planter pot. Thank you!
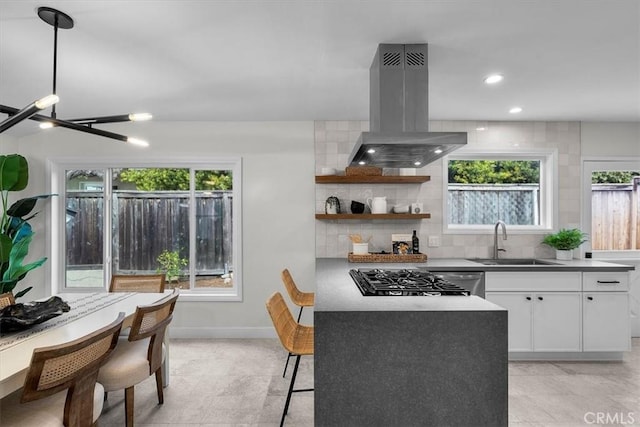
[555,249,573,260]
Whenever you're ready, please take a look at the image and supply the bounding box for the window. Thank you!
[444,151,556,233]
[50,159,242,301]
[582,159,640,258]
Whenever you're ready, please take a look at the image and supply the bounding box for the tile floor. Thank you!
[98,338,640,426]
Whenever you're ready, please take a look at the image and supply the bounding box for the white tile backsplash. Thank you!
[315,120,581,259]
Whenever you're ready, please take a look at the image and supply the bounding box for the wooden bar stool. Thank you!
[280,269,314,377]
[266,292,314,427]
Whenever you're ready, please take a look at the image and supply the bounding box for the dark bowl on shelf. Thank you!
[351,201,365,214]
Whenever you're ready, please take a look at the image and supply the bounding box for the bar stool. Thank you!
[280,269,314,377]
[266,292,314,427]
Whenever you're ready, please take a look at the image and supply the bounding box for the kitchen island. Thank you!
[314,258,508,427]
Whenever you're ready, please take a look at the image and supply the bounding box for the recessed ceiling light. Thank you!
[414,161,422,166]
[358,161,366,165]
[509,107,523,114]
[39,122,54,129]
[367,148,376,154]
[434,149,443,154]
[483,74,503,84]
[476,127,486,131]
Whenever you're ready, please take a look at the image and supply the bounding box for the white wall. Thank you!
[581,122,640,157]
[316,120,582,259]
[9,121,316,337]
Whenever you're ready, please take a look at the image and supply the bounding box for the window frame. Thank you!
[442,149,557,234]
[581,157,640,260]
[48,157,243,301]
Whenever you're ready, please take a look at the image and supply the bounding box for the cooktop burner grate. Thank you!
[349,269,471,296]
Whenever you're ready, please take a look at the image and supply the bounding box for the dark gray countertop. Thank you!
[315,257,634,313]
[316,258,505,312]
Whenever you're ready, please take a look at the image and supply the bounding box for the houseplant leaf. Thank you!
[7,194,55,219]
[2,231,47,283]
[0,154,28,192]
[0,233,12,263]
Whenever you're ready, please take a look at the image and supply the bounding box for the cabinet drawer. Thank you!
[486,271,582,292]
[583,272,629,292]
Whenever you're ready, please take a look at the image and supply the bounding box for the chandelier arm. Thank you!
[0,105,128,143]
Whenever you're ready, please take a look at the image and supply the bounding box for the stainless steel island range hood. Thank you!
[348,44,467,168]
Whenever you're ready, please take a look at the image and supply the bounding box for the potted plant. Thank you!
[542,228,588,260]
[156,249,188,283]
[0,154,53,299]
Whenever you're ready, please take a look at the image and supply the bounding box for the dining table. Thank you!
[0,291,172,399]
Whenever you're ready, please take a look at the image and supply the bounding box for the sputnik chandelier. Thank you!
[0,7,151,146]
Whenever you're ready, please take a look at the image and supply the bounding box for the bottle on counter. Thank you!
[412,230,420,254]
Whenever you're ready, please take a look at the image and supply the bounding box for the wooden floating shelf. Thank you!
[315,213,430,220]
[315,175,430,184]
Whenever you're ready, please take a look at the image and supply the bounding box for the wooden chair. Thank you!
[98,289,179,426]
[109,274,166,293]
[0,313,125,427]
[280,269,314,377]
[0,291,15,309]
[266,292,314,427]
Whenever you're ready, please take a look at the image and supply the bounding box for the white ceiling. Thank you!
[1,0,638,137]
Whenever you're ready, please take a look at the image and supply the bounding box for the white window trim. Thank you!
[581,156,640,260]
[47,157,243,302]
[442,149,558,234]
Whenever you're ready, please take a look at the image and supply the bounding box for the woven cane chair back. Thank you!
[128,289,179,373]
[0,292,15,309]
[109,274,166,293]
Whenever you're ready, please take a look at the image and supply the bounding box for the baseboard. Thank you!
[169,326,276,339]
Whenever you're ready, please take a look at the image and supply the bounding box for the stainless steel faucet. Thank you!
[494,220,507,259]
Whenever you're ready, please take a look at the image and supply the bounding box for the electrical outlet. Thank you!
[428,236,440,247]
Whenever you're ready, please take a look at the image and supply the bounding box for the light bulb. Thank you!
[509,107,523,114]
[127,137,149,147]
[39,122,54,129]
[367,148,376,154]
[128,113,152,122]
[414,161,422,166]
[434,149,443,154]
[34,94,59,109]
[483,74,503,84]
[358,161,366,165]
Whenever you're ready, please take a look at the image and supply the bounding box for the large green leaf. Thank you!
[2,231,46,282]
[7,194,55,218]
[0,233,12,263]
[0,154,28,192]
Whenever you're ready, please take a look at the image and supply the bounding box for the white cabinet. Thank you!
[583,272,630,352]
[485,292,532,351]
[486,270,631,355]
[532,293,582,351]
[486,291,581,352]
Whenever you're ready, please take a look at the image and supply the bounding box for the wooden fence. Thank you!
[66,190,233,274]
[448,184,540,225]
[591,178,639,250]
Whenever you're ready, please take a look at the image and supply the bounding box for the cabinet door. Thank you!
[486,292,533,351]
[532,293,581,351]
[583,292,630,351]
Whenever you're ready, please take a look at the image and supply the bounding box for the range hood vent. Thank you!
[348,44,467,168]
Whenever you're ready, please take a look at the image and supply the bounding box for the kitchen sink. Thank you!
[466,258,561,266]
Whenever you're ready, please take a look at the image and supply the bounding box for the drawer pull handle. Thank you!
[537,296,543,301]
[526,296,531,301]
[596,280,620,284]
[587,296,593,301]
